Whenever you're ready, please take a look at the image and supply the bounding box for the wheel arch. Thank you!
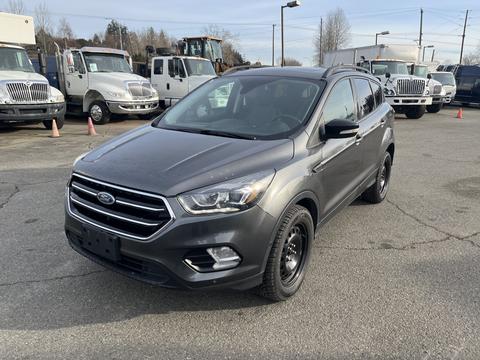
[83,90,105,112]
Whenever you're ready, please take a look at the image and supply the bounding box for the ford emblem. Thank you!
[97,191,115,205]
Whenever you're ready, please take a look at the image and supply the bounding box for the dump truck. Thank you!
[0,12,65,129]
[324,44,431,119]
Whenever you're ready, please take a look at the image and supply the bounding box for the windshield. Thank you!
[0,47,35,72]
[155,76,324,140]
[83,52,131,73]
[431,73,456,86]
[371,61,409,76]
[413,65,429,78]
[184,59,216,76]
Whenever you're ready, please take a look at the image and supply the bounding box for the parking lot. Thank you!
[0,108,479,359]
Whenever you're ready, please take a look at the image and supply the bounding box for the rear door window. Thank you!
[354,78,375,118]
[370,81,383,108]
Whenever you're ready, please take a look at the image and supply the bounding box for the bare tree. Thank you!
[57,17,75,47]
[6,0,25,14]
[463,43,480,65]
[282,57,302,66]
[314,8,350,65]
[34,1,52,52]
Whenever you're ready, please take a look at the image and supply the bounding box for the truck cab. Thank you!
[429,71,456,104]
[149,55,216,108]
[358,59,431,119]
[57,47,159,124]
[0,13,65,129]
[410,64,445,113]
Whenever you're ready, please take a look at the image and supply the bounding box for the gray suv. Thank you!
[65,66,395,301]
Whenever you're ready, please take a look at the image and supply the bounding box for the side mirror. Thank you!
[427,73,432,79]
[324,119,359,139]
[385,72,391,79]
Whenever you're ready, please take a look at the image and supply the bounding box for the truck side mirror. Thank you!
[427,73,432,79]
[385,72,391,79]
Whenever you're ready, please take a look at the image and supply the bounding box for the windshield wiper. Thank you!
[165,127,256,140]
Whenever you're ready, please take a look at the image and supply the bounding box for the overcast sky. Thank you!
[2,0,480,65]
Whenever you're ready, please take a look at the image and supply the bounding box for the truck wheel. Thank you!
[43,115,64,130]
[426,103,442,113]
[89,101,111,125]
[405,105,425,119]
[258,205,313,302]
[362,152,392,204]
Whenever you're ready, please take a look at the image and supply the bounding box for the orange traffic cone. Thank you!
[50,118,60,138]
[87,117,98,136]
[456,107,463,119]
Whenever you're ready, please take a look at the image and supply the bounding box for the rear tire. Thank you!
[426,103,442,113]
[405,105,425,119]
[362,152,392,204]
[89,101,111,125]
[258,205,313,302]
[43,115,64,130]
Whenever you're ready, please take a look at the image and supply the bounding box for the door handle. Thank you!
[167,83,170,90]
[78,74,83,79]
[355,133,363,145]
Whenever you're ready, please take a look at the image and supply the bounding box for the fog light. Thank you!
[206,246,241,271]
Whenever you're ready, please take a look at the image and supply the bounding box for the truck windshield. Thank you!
[413,65,429,78]
[184,59,216,76]
[431,73,455,86]
[83,52,131,73]
[371,61,409,76]
[0,47,35,72]
[155,76,324,140]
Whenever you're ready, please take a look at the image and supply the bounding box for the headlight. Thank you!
[178,170,275,215]
[49,92,64,103]
[107,91,130,98]
[0,87,10,103]
[383,87,395,96]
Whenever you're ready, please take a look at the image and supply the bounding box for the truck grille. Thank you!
[6,82,49,103]
[127,82,153,98]
[396,79,426,95]
[68,173,174,240]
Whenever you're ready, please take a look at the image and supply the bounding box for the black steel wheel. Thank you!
[258,205,314,301]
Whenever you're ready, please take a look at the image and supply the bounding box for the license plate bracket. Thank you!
[81,226,120,262]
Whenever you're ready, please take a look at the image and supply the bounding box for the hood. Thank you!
[75,126,294,197]
[188,75,215,92]
[0,71,48,82]
[88,72,148,84]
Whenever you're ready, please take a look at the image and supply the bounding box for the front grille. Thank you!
[68,173,174,240]
[396,79,426,95]
[127,82,152,98]
[6,82,49,103]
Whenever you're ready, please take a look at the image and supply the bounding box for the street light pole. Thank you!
[281,1,301,67]
[375,31,389,46]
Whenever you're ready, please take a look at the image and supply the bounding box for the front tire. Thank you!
[426,103,442,113]
[89,101,111,125]
[405,105,425,119]
[43,115,64,130]
[362,152,392,204]
[258,205,313,301]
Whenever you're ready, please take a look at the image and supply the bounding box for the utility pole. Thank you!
[119,25,123,50]
[459,10,469,64]
[319,17,323,66]
[281,7,285,66]
[419,8,423,48]
[272,24,276,66]
[431,49,435,62]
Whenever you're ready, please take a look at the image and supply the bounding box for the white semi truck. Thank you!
[324,44,432,119]
[148,55,216,107]
[55,46,159,124]
[0,12,65,129]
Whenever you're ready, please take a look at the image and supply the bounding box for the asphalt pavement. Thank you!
[1,109,479,359]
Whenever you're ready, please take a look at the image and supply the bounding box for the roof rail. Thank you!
[222,64,271,76]
[322,65,370,79]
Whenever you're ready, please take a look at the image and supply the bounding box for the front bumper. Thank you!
[64,194,276,290]
[431,95,445,104]
[386,96,432,106]
[106,99,159,115]
[0,102,65,123]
